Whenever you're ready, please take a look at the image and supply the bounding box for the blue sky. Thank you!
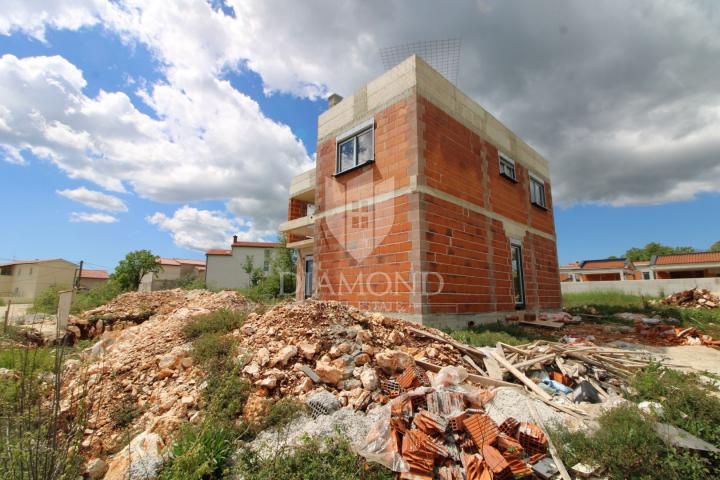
[0,1,718,273]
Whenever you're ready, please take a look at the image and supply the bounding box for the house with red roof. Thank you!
[649,251,720,279]
[139,257,206,292]
[205,236,283,290]
[559,258,637,282]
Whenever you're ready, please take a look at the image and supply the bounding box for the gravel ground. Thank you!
[484,387,571,428]
[247,405,386,458]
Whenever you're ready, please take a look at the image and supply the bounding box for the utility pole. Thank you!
[75,260,84,291]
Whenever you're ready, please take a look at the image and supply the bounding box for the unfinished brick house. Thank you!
[281,55,560,329]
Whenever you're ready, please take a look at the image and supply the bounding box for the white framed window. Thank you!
[498,153,517,181]
[336,119,374,174]
[529,174,547,208]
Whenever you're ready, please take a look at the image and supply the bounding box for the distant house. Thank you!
[139,258,206,292]
[0,259,78,303]
[205,236,282,290]
[559,258,637,282]
[78,269,109,290]
[650,251,720,279]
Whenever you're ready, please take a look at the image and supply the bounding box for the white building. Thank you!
[205,237,282,290]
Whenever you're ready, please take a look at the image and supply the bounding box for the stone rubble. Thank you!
[60,289,253,477]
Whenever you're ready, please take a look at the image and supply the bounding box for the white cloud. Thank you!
[2,0,720,216]
[147,205,270,251]
[57,187,128,212]
[70,212,118,223]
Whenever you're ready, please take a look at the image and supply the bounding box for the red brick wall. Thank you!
[287,198,309,243]
[314,96,419,312]
[418,95,560,313]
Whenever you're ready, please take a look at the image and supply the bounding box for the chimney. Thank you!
[327,93,343,109]
[233,235,238,243]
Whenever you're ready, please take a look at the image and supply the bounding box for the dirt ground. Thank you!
[642,345,720,376]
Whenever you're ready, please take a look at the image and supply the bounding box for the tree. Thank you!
[111,250,161,291]
[710,241,720,252]
[623,242,696,262]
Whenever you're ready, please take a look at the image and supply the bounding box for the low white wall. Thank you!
[561,278,720,297]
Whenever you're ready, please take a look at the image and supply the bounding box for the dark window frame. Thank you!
[511,243,525,309]
[498,153,517,182]
[335,119,375,175]
[529,175,547,209]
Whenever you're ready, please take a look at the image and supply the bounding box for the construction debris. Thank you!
[658,288,720,309]
[358,365,555,479]
[61,289,253,458]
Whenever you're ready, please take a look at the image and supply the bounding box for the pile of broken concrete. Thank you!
[234,300,466,412]
[659,288,719,309]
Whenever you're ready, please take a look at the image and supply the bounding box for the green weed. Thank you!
[451,321,544,347]
[182,309,247,340]
[159,420,236,480]
[236,434,394,480]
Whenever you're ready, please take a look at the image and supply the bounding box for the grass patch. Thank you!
[562,291,720,336]
[190,333,237,372]
[236,434,394,480]
[0,347,57,373]
[260,398,307,432]
[182,309,247,340]
[630,364,720,447]
[159,420,236,480]
[108,395,143,429]
[451,321,544,347]
[552,367,720,479]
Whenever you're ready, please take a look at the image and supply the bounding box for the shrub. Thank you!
[260,398,307,431]
[236,434,394,480]
[191,333,236,371]
[0,341,88,480]
[204,370,252,422]
[109,395,143,429]
[182,309,247,340]
[29,285,63,314]
[159,421,236,480]
[71,281,122,314]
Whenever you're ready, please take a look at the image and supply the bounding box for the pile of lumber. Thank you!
[659,288,719,309]
[409,328,655,416]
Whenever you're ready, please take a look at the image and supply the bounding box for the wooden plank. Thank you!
[414,359,520,389]
[407,327,486,360]
[519,319,564,329]
[526,400,572,480]
[490,350,552,402]
[555,356,570,377]
[483,356,504,381]
[463,355,486,376]
[512,353,556,371]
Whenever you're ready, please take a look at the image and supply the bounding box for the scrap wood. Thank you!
[462,354,486,376]
[526,399,571,480]
[511,353,556,371]
[408,327,486,361]
[519,319,564,329]
[415,359,520,389]
[483,355,504,381]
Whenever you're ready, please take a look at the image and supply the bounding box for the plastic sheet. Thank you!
[431,366,469,388]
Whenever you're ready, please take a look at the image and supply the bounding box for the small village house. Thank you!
[205,237,282,290]
[0,259,77,303]
[78,269,110,290]
[559,258,637,282]
[139,258,206,292]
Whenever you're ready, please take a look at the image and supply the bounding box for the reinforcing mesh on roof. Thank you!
[379,38,461,84]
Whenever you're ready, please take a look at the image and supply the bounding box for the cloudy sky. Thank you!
[1,0,719,270]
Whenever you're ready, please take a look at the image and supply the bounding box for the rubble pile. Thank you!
[659,288,719,309]
[234,300,465,407]
[66,289,240,339]
[613,312,720,348]
[358,365,560,479]
[61,289,252,462]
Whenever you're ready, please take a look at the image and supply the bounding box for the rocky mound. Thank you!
[61,289,253,465]
[659,288,719,309]
[67,289,238,339]
[234,300,466,411]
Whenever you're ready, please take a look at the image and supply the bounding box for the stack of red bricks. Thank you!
[364,365,550,480]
